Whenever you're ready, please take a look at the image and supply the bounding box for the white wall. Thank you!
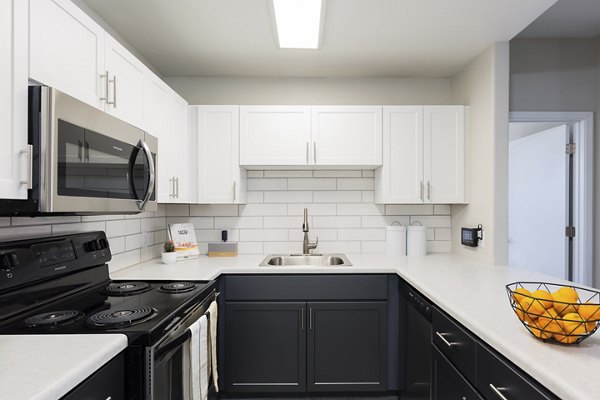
[164,77,453,105]
[450,43,510,266]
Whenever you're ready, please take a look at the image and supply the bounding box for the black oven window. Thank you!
[57,119,152,200]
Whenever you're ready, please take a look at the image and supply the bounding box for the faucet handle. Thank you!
[309,236,319,250]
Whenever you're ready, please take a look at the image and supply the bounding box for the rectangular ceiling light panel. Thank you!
[272,0,323,49]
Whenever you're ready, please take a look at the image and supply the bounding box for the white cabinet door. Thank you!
[424,106,466,203]
[311,106,382,166]
[29,0,105,109]
[143,74,170,202]
[375,107,423,204]
[196,106,246,204]
[240,106,311,166]
[165,92,190,203]
[0,0,28,199]
[104,36,145,128]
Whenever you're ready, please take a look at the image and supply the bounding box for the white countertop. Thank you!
[0,334,127,400]
[113,253,600,400]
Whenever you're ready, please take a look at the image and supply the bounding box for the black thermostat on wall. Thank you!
[461,225,483,247]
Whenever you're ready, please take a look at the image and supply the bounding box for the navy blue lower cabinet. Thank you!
[432,345,482,400]
[225,302,307,393]
[307,301,387,392]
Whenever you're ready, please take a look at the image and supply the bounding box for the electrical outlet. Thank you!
[142,231,153,247]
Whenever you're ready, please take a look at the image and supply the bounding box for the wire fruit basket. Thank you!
[506,282,600,345]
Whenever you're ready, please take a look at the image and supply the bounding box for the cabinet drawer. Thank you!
[226,275,388,301]
[477,344,557,400]
[432,307,477,384]
[432,346,482,400]
[61,352,124,400]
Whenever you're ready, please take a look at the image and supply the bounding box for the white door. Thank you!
[104,36,145,128]
[196,106,245,204]
[424,106,465,203]
[240,106,311,166]
[376,107,424,204]
[29,0,105,109]
[165,93,190,203]
[0,0,28,199]
[508,124,568,279]
[311,106,382,166]
[143,75,170,202]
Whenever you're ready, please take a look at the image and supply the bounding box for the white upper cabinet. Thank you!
[195,106,246,204]
[0,0,29,199]
[29,0,105,109]
[376,106,467,204]
[164,93,190,203]
[240,106,382,167]
[424,106,466,203]
[240,106,311,166]
[375,107,423,204]
[30,0,146,129]
[103,35,145,128]
[311,106,382,166]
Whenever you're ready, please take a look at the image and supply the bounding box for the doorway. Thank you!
[508,112,593,286]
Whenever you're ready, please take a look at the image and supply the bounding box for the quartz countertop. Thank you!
[112,253,600,400]
[0,334,127,400]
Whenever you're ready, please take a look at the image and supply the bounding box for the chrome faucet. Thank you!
[302,208,318,255]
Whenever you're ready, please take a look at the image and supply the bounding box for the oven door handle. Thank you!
[127,139,155,210]
[155,329,192,362]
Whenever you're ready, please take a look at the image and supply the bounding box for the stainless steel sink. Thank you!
[259,254,352,267]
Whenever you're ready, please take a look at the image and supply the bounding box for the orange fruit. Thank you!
[554,287,579,302]
[561,313,586,336]
[512,287,532,304]
[585,321,597,333]
[519,297,545,319]
[552,292,578,316]
[578,302,600,321]
[529,320,552,339]
[532,290,554,309]
[554,332,579,344]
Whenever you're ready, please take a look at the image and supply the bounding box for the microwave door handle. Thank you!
[128,139,155,211]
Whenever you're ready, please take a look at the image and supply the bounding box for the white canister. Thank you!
[407,225,427,256]
[386,225,407,256]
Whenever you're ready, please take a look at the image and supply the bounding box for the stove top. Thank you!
[0,231,216,345]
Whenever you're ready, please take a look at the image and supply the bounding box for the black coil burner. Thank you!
[24,310,84,329]
[159,282,196,293]
[103,282,152,296]
[87,307,158,329]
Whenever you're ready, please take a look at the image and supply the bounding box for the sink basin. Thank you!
[259,254,352,267]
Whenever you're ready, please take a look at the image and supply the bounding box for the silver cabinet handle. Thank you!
[169,177,174,198]
[306,142,309,164]
[489,384,509,400]
[175,176,179,199]
[435,331,454,348]
[19,145,33,189]
[100,71,110,102]
[420,181,424,201]
[301,308,304,332]
[233,181,237,201]
[313,142,317,164]
[111,75,117,108]
[427,181,431,200]
[309,307,313,331]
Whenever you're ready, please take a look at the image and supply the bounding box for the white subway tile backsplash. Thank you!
[237,242,264,254]
[165,204,190,216]
[194,229,223,242]
[263,241,300,254]
[240,203,287,216]
[288,203,337,216]
[264,170,313,178]
[215,216,263,229]
[318,241,361,254]
[108,236,126,255]
[314,170,361,178]
[190,204,239,217]
[247,178,287,191]
[264,216,308,229]
[386,204,434,215]
[52,221,106,235]
[434,204,451,215]
[141,217,167,233]
[109,249,141,272]
[141,243,162,262]
[0,225,52,240]
[125,233,144,252]
[338,228,386,241]
[166,216,213,229]
[362,170,375,178]
[289,228,337,241]
[264,191,312,203]
[240,229,288,242]
[427,241,452,253]
[361,215,410,228]
[337,178,374,190]
[312,216,361,228]
[106,219,141,238]
[12,216,81,226]
[245,192,264,203]
[410,215,451,228]
[288,178,336,191]
[362,191,375,203]
[313,191,361,203]
[337,203,384,216]
[435,227,452,241]
[361,241,386,253]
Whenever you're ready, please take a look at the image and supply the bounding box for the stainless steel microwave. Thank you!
[0,86,157,216]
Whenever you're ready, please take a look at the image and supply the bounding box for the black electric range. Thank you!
[0,231,217,399]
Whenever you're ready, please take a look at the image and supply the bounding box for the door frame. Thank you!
[509,112,593,286]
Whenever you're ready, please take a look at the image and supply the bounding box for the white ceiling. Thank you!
[81,0,556,78]
[517,0,600,38]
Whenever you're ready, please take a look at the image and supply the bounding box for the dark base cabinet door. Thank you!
[432,346,482,400]
[307,302,387,392]
[225,302,307,393]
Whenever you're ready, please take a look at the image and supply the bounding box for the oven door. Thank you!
[40,87,157,214]
[145,291,216,400]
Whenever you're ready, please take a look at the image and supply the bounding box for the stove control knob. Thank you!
[0,252,18,271]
